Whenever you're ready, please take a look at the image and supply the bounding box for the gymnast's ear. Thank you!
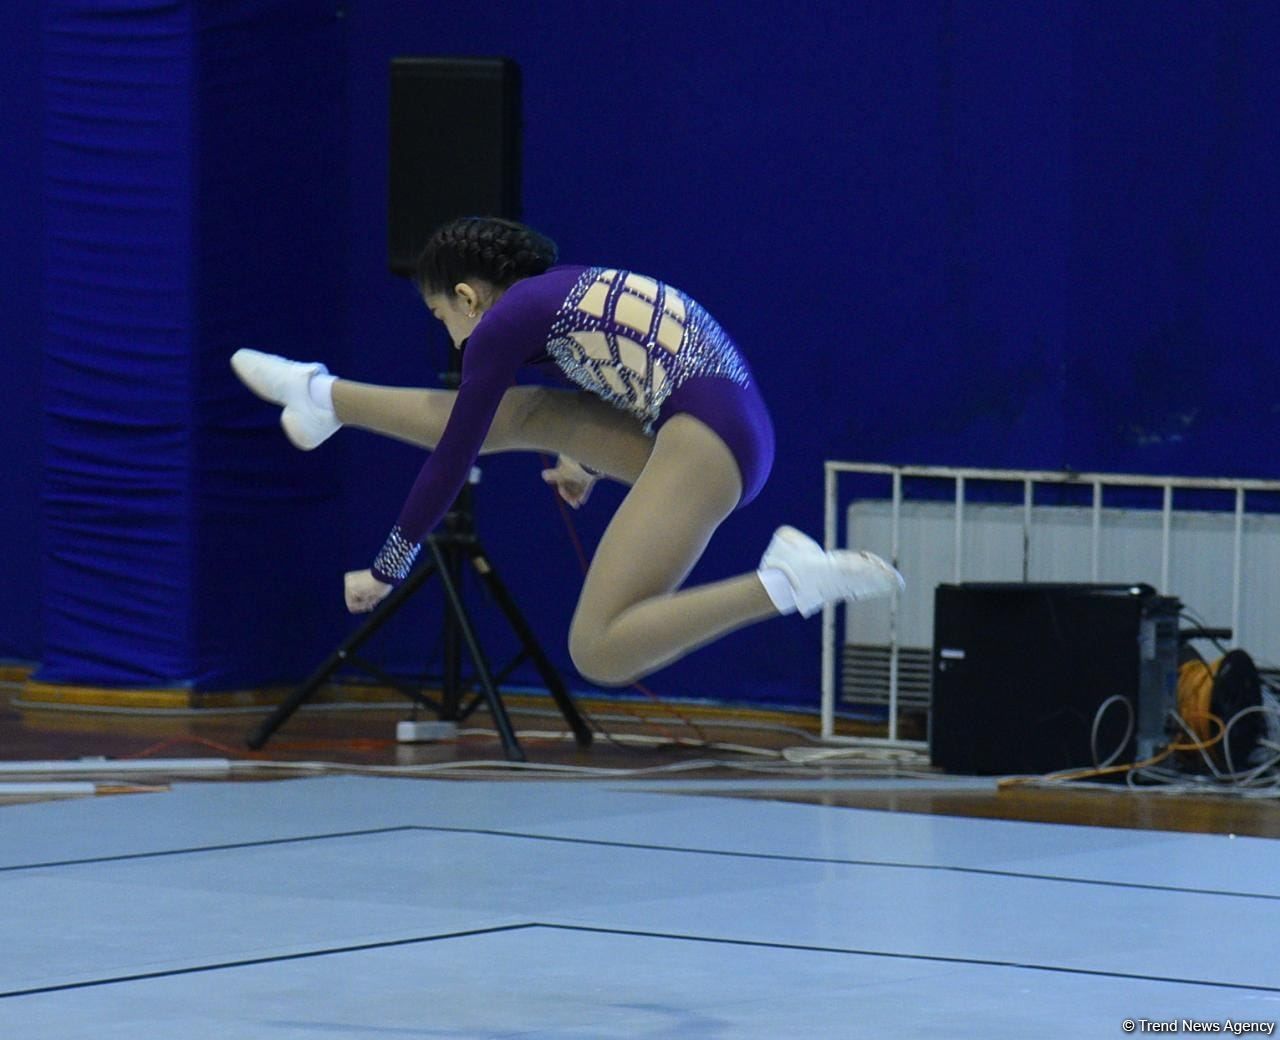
[454,280,497,313]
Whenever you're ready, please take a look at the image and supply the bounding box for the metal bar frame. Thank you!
[821,462,1280,746]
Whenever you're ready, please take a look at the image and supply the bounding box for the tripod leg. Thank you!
[245,560,439,749]
[439,537,466,721]
[427,539,526,763]
[468,547,594,748]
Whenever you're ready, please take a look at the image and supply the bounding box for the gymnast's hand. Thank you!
[344,569,392,613]
[541,455,598,509]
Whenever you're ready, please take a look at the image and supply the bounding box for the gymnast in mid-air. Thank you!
[232,217,902,686]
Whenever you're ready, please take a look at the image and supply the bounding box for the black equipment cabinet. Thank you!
[930,583,1180,775]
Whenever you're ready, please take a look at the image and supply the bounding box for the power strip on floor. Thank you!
[395,720,459,743]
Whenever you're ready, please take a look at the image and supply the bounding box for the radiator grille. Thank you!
[840,643,932,710]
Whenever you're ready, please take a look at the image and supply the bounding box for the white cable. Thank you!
[0,758,232,776]
[1090,695,1135,769]
[1222,703,1280,776]
[489,728,785,759]
[780,746,929,766]
[233,757,732,779]
[0,782,100,795]
[1170,711,1225,779]
[206,751,943,782]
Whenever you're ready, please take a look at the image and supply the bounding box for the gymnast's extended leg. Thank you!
[230,347,653,483]
[331,380,653,484]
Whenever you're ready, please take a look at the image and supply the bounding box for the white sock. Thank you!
[757,567,798,615]
[308,372,337,412]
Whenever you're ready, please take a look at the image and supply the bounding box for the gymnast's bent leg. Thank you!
[566,414,781,687]
[336,379,782,682]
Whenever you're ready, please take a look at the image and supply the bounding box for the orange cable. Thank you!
[121,736,269,761]
[997,712,1226,789]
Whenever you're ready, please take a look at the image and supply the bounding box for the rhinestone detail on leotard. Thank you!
[546,267,750,432]
[371,525,422,584]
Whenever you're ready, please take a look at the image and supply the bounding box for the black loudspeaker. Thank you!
[388,57,522,277]
[930,584,1181,776]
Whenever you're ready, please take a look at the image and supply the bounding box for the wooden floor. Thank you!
[3,682,1279,838]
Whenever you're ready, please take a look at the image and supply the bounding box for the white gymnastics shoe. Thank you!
[230,349,340,450]
[759,525,904,618]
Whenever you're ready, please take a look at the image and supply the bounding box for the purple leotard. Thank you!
[370,265,775,584]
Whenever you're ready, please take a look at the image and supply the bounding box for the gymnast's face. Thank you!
[424,282,493,348]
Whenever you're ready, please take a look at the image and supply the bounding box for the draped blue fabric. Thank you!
[41,1,196,685]
[21,1,1280,705]
[0,1,46,663]
[185,0,349,690]
[336,1,1280,707]
[39,1,347,688]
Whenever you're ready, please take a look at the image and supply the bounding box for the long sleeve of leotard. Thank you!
[369,312,534,585]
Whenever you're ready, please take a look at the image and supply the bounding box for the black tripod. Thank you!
[246,358,593,762]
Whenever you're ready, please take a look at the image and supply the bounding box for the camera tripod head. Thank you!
[439,336,467,390]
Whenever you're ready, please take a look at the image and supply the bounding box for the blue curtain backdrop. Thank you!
[0,0,47,664]
[41,0,197,684]
[9,0,1278,704]
[37,0,349,688]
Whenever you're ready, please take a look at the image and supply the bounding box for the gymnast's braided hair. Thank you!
[414,216,558,297]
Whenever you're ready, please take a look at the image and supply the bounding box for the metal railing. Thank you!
[821,462,1280,747]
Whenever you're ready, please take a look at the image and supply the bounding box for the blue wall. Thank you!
[0,1,45,663]
[4,1,1277,705]
[1066,1,1280,476]
[336,1,1081,705]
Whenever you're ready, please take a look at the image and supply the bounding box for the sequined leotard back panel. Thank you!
[370,265,774,584]
[546,267,751,431]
